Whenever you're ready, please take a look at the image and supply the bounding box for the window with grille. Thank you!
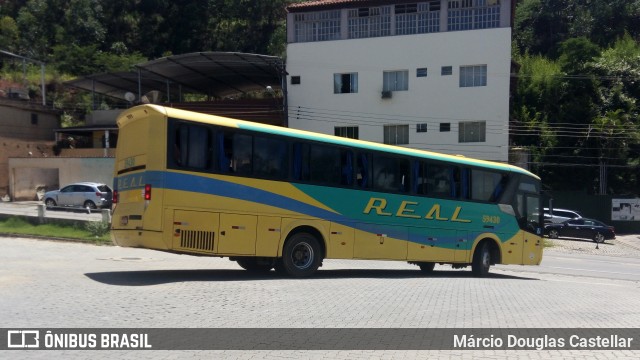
[334,73,358,93]
[459,65,487,87]
[383,70,409,91]
[383,124,409,145]
[459,121,486,142]
[447,0,500,31]
[294,10,341,42]
[348,6,392,39]
[335,126,359,139]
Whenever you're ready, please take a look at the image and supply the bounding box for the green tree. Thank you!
[0,16,19,52]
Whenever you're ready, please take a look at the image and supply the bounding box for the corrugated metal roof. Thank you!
[65,52,285,102]
[287,0,396,12]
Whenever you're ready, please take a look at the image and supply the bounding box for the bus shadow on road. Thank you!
[84,268,537,286]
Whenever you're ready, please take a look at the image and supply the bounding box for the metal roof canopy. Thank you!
[65,52,285,102]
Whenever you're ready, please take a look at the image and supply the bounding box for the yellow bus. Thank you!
[111,105,543,277]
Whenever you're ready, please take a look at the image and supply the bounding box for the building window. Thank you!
[348,6,392,39]
[441,66,452,76]
[335,126,359,139]
[334,73,358,94]
[291,76,301,85]
[383,70,409,91]
[417,123,428,133]
[416,68,428,77]
[395,1,440,35]
[447,0,501,31]
[31,114,38,125]
[384,124,409,145]
[294,10,341,42]
[440,123,451,132]
[459,65,487,87]
[459,121,486,142]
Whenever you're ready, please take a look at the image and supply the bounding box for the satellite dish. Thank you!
[144,90,161,103]
[124,92,135,102]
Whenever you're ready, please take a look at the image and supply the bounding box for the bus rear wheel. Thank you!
[280,232,322,278]
[472,242,491,277]
[236,258,273,273]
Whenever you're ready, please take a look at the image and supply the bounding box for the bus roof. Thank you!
[124,104,539,180]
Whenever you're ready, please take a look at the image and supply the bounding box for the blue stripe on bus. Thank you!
[136,171,507,248]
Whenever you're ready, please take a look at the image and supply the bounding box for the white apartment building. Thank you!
[285,0,512,162]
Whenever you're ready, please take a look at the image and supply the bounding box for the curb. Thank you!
[0,232,112,246]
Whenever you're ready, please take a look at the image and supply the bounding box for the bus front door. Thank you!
[522,231,542,265]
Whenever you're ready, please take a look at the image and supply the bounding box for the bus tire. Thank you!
[417,262,435,273]
[236,258,273,273]
[280,232,322,278]
[472,241,491,277]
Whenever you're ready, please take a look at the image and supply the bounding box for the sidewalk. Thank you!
[546,233,640,257]
[0,201,107,222]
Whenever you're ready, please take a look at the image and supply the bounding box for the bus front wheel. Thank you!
[280,232,322,278]
[472,241,491,277]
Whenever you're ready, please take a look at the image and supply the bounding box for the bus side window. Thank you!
[218,131,252,174]
[233,133,253,175]
[218,132,232,173]
[309,144,341,185]
[459,168,470,199]
[373,155,409,193]
[426,163,451,198]
[175,124,209,169]
[471,169,504,202]
[356,153,370,188]
[292,143,310,181]
[173,126,185,166]
[413,160,424,194]
[254,136,288,179]
[341,150,353,186]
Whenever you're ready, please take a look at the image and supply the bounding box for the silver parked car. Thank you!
[543,207,582,224]
[43,182,113,209]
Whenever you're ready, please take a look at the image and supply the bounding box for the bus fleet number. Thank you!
[482,215,500,224]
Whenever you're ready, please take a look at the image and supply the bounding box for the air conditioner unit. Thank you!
[381,90,392,99]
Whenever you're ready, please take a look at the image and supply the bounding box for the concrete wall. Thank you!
[0,137,55,198]
[86,109,122,126]
[286,27,512,162]
[8,157,115,201]
[12,167,59,200]
[0,101,59,140]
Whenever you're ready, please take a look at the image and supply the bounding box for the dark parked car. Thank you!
[545,218,615,243]
[43,182,113,210]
